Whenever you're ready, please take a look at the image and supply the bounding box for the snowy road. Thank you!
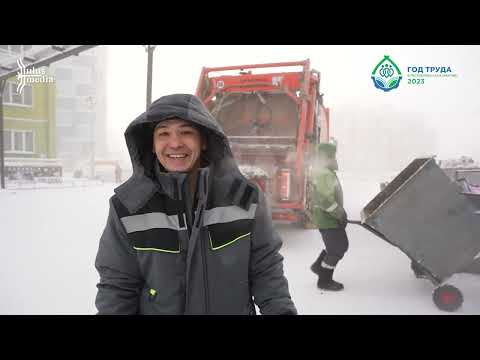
[281,223,480,314]
[1,174,479,314]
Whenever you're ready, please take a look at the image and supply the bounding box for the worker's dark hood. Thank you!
[315,143,338,171]
[125,93,237,177]
[115,94,241,212]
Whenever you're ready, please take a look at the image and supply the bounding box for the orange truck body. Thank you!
[196,59,330,226]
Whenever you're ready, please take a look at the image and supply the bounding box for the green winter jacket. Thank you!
[310,167,345,229]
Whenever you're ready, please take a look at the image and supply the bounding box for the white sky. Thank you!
[105,45,480,172]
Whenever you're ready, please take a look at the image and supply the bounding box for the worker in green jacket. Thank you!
[309,141,349,291]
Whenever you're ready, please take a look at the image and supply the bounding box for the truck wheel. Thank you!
[432,285,463,312]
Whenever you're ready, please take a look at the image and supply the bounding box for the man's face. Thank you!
[153,118,206,173]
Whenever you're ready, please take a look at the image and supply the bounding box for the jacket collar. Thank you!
[114,160,215,214]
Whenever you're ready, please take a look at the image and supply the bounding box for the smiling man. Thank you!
[94,94,297,315]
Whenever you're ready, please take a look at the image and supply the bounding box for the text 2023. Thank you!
[408,78,425,85]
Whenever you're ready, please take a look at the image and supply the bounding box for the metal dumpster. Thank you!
[357,157,480,311]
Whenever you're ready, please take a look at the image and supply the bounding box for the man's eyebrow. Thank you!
[155,123,196,129]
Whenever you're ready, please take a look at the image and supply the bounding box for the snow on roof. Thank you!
[438,156,480,168]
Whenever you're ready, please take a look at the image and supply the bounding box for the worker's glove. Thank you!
[337,216,348,229]
[329,205,347,228]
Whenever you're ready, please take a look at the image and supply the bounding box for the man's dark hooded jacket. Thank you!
[95,94,297,315]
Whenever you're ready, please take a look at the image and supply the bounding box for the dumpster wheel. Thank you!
[433,285,463,312]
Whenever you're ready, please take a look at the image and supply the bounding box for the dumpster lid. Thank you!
[361,158,433,222]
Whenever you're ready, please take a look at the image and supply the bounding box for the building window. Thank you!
[3,82,33,107]
[14,132,23,151]
[56,79,74,97]
[0,45,32,53]
[3,130,12,151]
[5,130,35,154]
[25,132,34,152]
[24,85,32,105]
[10,45,22,53]
[74,67,92,84]
[57,97,76,110]
[55,67,73,81]
[12,87,23,104]
[76,84,95,97]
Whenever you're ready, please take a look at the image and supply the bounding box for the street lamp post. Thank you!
[85,95,96,179]
[144,45,156,110]
[0,80,5,189]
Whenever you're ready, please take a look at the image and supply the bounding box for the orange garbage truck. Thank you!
[196,59,331,227]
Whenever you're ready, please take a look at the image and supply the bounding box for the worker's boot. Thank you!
[317,265,344,291]
[310,250,326,276]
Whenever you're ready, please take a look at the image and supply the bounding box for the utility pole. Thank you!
[0,80,6,189]
[144,45,156,110]
[85,95,97,179]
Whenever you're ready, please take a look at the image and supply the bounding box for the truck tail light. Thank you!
[254,177,267,192]
[277,168,292,201]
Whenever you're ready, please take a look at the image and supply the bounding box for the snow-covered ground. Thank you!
[1,172,479,314]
